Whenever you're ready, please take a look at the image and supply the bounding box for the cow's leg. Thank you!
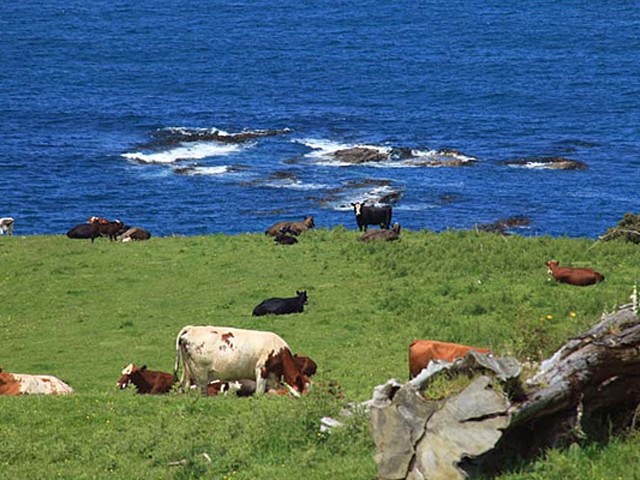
[255,367,267,395]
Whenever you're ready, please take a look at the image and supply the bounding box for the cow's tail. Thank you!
[173,326,190,389]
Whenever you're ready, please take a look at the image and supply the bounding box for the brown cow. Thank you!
[409,340,491,378]
[265,216,315,237]
[0,368,74,395]
[116,363,175,394]
[359,223,401,242]
[546,260,604,286]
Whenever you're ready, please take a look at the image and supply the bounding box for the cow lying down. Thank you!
[117,363,175,394]
[252,290,308,316]
[0,368,74,395]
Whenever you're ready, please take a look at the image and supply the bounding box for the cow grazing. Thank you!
[0,217,15,236]
[206,379,257,397]
[265,216,315,237]
[351,202,392,231]
[174,326,310,395]
[67,223,101,242]
[116,363,175,394]
[0,369,74,395]
[252,290,308,316]
[409,340,492,378]
[359,223,401,242]
[546,260,605,286]
[117,227,151,242]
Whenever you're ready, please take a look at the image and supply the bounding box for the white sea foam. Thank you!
[262,180,329,191]
[122,142,241,164]
[508,162,552,170]
[176,166,233,176]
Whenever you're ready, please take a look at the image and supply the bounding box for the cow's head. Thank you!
[545,260,559,274]
[351,202,365,216]
[296,290,308,305]
[116,363,146,389]
[303,216,315,228]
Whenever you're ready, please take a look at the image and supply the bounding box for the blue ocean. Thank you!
[2,1,639,238]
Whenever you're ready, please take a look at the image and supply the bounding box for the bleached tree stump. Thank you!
[370,305,640,479]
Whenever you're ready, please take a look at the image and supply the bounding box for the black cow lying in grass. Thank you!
[252,290,308,316]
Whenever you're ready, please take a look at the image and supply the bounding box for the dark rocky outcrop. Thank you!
[476,216,531,235]
[328,147,477,167]
[143,128,291,149]
[502,156,588,170]
[332,147,389,164]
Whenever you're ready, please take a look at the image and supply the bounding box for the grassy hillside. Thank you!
[1,229,640,479]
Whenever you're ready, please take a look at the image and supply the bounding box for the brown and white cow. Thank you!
[409,340,492,378]
[116,363,175,395]
[546,260,604,286]
[0,369,74,395]
[174,326,310,395]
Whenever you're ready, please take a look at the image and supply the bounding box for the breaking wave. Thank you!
[122,142,241,164]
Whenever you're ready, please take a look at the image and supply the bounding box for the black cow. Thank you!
[252,290,308,316]
[67,223,101,242]
[67,220,129,242]
[351,202,393,231]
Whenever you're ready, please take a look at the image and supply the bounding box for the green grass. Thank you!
[1,229,640,479]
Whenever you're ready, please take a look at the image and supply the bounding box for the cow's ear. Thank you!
[141,365,147,371]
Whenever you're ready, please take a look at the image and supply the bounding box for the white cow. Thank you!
[0,217,14,236]
[174,326,308,395]
[0,370,74,395]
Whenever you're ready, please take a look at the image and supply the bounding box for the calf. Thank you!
[252,290,308,316]
[274,232,298,245]
[0,217,15,236]
[116,363,174,394]
[293,354,317,376]
[206,379,257,397]
[409,339,491,378]
[546,260,604,286]
[351,202,392,231]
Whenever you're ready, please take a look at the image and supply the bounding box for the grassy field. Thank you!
[1,228,640,479]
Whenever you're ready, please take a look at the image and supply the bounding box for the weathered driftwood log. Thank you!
[370,305,640,479]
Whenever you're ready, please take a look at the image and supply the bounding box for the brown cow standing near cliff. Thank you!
[546,260,604,286]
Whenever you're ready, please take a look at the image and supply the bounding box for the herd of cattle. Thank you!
[0,202,607,397]
[66,216,152,242]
